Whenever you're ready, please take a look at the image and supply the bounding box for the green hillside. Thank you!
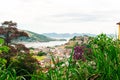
[12,30,66,42]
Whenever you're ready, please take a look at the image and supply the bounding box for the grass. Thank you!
[0,63,26,80]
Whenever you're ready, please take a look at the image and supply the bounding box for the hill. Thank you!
[43,33,96,38]
[12,31,66,42]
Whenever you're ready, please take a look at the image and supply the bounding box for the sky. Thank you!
[0,0,120,34]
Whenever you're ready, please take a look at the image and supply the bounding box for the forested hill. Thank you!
[12,30,66,42]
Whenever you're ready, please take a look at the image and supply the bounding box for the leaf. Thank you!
[0,58,7,64]
[0,46,10,53]
[0,38,4,44]
[88,74,100,80]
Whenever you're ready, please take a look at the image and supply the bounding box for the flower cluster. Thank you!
[73,46,86,61]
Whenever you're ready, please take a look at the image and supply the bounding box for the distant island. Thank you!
[42,33,116,39]
[42,33,96,38]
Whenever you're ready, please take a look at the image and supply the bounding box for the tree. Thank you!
[0,21,30,67]
[0,21,29,45]
[0,21,38,79]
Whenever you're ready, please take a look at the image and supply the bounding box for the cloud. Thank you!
[0,0,120,34]
[40,12,116,23]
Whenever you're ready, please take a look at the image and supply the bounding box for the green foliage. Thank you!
[29,47,35,50]
[0,45,10,53]
[0,58,7,65]
[0,38,38,80]
[0,38,4,44]
[37,51,46,56]
[0,38,10,66]
[90,33,113,52]
[11,53,39,80]
[0,38,9,53]
[1,33,120,80]
[65,46,73,49]
[0,62,27,80]
[89,33,120,79]
[70,36,76,41]
[32,33,120,80]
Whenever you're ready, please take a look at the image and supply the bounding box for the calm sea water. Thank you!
[23,41,67,48]
[22,38,70,48]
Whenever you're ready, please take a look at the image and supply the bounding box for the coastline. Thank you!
[18,40,68,48]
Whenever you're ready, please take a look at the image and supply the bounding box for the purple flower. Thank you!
[73,46,86,61]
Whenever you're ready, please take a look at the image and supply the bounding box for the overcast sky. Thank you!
[0,0,120,34]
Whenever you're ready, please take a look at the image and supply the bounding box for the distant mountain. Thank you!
[12,31,66,42]
[42,33,96,38]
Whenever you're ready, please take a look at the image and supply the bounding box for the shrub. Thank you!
[37,51,46,56]
[11,53,39,80]
[0,38,39,80]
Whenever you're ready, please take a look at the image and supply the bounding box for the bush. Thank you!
[37,51,46,56]
[0,38,39,80]
[11,53,39,80]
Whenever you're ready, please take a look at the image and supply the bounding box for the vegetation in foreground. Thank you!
[0,22,120,80]
[0,33,120,80]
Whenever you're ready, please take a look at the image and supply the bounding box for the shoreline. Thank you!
[17,40,68,48]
